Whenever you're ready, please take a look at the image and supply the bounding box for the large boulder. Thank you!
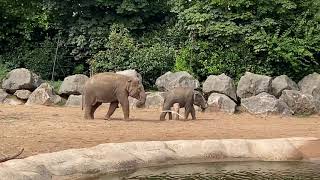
[202,74,237,101]
[241,92,293,115]
[2,96,25,105]
[298,73,320,102]
[271,75,299,97]
[206,93,237,113]
[58,74,89,96]
[53,95,67,106]
[155,71,200,91]
[116,69,142,82]
[0,89,9,103]
[279,90,318,115]
[145,92,166,108]
[130,92,166,109]
[1,68,42,93]
[26,83,58,106]
[14,90,32,100]
[236,72,272,99]
[65,95,82,107]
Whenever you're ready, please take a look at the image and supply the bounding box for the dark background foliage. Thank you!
[0,0,319,88]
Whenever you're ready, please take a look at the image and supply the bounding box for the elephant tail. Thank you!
[81,94,84,110]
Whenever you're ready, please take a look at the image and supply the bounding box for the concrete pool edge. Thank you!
[0,137,319,180]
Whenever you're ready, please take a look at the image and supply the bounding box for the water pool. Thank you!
[91,161,320,180]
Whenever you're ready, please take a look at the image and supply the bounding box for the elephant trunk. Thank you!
[135,87,146,108]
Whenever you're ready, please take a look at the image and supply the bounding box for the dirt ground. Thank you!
[0,104,319,158]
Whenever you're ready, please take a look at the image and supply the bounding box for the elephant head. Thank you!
[126,78,146,108]
[193,91,208,111]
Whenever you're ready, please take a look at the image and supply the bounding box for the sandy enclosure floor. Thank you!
[0,104,319,158]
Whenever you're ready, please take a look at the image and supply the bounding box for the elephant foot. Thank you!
[104,115,110,120]
[84,115,94,120]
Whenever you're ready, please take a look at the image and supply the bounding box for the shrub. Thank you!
[47,80,63,93]
[0,63,9,82]
[89,25,175,88]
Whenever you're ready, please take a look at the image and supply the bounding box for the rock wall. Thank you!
[1,68,319,116]
[0,138,318,179]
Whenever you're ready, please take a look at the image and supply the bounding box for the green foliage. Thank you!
[0,63,9,81]
[0,0,320,88]
[170,0,320,82]
[89,25,136,73]
[174,47,194,74]
[47,80,62,93]
[131,43,175,87]
[0,38,74,80]
[90,25,175,87]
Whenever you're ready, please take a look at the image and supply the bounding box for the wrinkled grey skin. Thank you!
[83,72,146,120]
[160,87,208,120]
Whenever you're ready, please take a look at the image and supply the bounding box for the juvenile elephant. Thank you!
[82,72,146,120]
[160,87,208,120]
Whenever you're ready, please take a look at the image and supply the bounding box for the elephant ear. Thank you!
[125,79,132,92]
[193,91,205,103]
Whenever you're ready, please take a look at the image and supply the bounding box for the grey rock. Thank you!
[279,90,318,115]
[14,90,32,100]
[145,92,165,108]
[155,71,200,91]
[3,96,25,105]
[206,93,237,113]
[237,72,272,99]
[59,74,89,96]
[130,92,166,109]
[53,95,67,106]
[65,95,82,107]
[271,75,299,97]
[116,69,142,83]
[0,89,9,103]
[298,72,320,102]
[26,83,57,106]
[2,68,42,93]
[203,74,237,101]
[241,92,293,115]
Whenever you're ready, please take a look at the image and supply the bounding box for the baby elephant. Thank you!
[160,87,208,120]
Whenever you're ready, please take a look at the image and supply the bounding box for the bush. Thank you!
[47,80,63,92]
[0,38,76,81]
[174,47,194,75]
[89,25,175,88]
[131,43,175,87]
[0,63,9,82]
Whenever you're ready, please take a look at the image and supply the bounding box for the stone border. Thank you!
[0,137,319,180]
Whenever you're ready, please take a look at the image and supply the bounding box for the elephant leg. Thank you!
[190,106,196,120]
[105,101,119,120]
[160,103,171,121]
[176,108,180,120]
[160,111,167,121]
[84,96,95,119]
[90,102,102,119]
[84,105,93,119]
[185,106,192,120]
[119,98,130,120]
[168,112,173,120]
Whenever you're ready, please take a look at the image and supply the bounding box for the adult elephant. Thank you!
[82,72,146,120]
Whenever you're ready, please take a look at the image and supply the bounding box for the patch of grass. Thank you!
[46,80,63,92]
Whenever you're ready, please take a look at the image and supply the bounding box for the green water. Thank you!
[92,161,320,180]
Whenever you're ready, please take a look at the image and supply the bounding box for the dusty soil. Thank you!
[0,104,319,158]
